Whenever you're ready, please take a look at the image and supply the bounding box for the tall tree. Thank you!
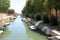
[31,0,44,13]
[0,0,10,12]
[8,9,15,14]
[22,0,32,16]
[55,0,60,17]
[22,0,44,14]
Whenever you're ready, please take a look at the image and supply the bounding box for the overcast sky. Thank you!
[10,0,26,14]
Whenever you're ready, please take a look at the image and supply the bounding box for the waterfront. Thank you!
[0,16,48,40]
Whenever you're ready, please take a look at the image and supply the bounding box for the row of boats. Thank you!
[0,15,17,35]
[21,17,60,40]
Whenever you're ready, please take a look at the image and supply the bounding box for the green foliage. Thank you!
[55,0,60,10]
[22,0,60,27]
[23,0,60,14]
[22,0,32,15]
[8,9,15,14]
[0,0,10,12]
[22,0,44,15]
[42,14,50,23]
[43,0,56,10]
[50,15,58,26]
[31,0,44,13]
[35,14,41,21]
[43,0,49,10]
[48,0,60,10]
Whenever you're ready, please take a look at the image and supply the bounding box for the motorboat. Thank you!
[13,17,16,19]
[29,25,36,30]
[22,18,28,23]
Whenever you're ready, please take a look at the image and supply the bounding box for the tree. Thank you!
[0,0,10,12]
[31,0,44,13]
[22,0,33,17]
[22,0,44,17]
[8,9,15,14]
[47,0,60,17]
[55,0,60,17]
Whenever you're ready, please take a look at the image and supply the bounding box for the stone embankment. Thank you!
[22,16,60,40]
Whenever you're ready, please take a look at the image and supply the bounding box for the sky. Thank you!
[10,0,26,14]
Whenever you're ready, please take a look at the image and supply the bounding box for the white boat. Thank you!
[6,23,10,25]
[48,36,60,40]
[14,16,16,18]
[22,18,28,23]
[0,30,3,34]
[29,25,36,30]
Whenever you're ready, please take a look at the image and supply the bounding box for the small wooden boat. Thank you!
[48,36,60,40]
[29,25,36,30]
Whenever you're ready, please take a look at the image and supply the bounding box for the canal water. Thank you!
[0,16,48,40]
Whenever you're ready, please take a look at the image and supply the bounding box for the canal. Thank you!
[0,16,48,40]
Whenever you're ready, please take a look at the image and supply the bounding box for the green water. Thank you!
[0,16,48,40]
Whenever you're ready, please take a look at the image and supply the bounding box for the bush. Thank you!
[42,14,50,23]
[8,9,15,14]
[50,15,58,26]
[35,14,41,21]
[0,27,6,31]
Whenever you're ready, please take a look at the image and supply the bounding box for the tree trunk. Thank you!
[55,9,58,18]
[55,9,58,25]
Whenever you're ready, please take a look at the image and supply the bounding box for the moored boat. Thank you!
[29,25,37,30]
[48,36,60,40]
[0,30,3,34]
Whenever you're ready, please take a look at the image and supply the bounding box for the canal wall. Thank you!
[22,17,60,37]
